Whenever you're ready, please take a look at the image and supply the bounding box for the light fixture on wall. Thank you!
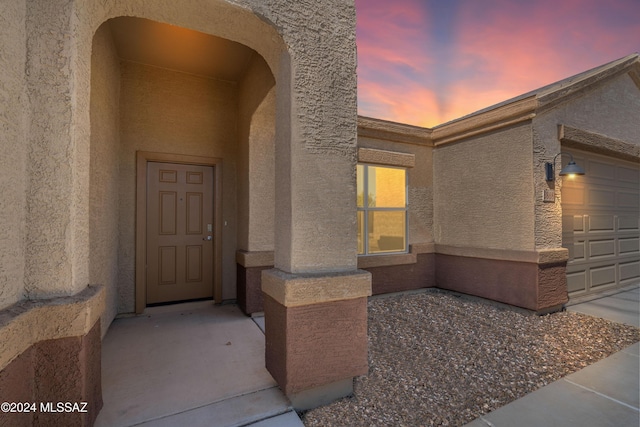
[545,152,585,181]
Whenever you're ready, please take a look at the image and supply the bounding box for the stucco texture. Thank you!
[90,22,121,332]
[434,123,536,251]
[532,73,640,249]
[0,0,28,310]
[4,0,359,316]
[237,54,276,253]
[118,60,239,310]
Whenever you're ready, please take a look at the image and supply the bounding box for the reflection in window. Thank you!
[357,164,407,255]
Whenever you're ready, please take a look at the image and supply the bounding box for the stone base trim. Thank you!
[435,244,569,265]
[364,253,435,295]
[435,254,568,312]
[237,263,271,315]
[236,250,274,268]
[0,286,104,426]
[0,319,102,427]
[264,293,368,401]
[0,285,105,371]
[262,269,372,307]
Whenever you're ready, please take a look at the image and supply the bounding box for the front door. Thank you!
[146,162,214,304]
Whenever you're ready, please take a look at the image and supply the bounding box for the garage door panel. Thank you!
[572,240,586,260]
[588,189,615,207]
[589,239,615,259]
[562,215,585,232]
[618,216,639,231]
[618,191,639,209]
[589,160,616,180]
[619,237,639,255]
[618,166,640,184]
[590,265,616,288]
[619,261,640,282]
[588,215,615,232]
[562,186,584,205]
[567,271,587,293]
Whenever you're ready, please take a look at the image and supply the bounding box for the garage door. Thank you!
[562,149,640,296]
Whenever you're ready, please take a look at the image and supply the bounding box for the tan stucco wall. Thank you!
[0,0,28,310]
[89,22,121,331]
[357,135,434,246]
[23,0,93,299]
[533,74,640,249]
[7,0,357,307]
[433,123,536,251]
[118,61,239,311]
[271,1,358,273]
[237,54,276,253]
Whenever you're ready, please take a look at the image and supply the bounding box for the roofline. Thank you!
[431,53,639,145]
[357,115,432,146]
[358,53,639,147]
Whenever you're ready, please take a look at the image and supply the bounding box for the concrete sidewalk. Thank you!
[95,302,303,427]
[465,284,640,427]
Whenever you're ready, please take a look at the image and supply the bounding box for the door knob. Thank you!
[203,236,212,241]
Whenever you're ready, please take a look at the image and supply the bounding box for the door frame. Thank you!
[135,151,223,313]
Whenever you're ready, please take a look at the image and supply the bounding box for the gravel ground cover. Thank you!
[302,290,640,427]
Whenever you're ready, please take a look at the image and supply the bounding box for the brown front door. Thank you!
[146,162,214,304]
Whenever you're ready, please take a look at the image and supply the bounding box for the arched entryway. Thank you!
[90,13,278,323]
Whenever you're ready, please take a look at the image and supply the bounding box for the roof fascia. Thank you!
[432,96,537,146]
[357,116,433,146]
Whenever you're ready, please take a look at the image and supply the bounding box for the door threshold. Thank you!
[143,299,215,315]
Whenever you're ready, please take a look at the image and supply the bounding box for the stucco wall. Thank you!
[0,0,28,310]
[272,0,358,273]
[433,123,536,251]
[533,74,640,249]
[89,22,121,331]
[237,54,276,252]
[118,61,239,312]
[357,137,433,246]
[11,0,357,304]
[23,0,92,299]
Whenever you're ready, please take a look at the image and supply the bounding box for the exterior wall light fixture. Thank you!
[545,152,585,181]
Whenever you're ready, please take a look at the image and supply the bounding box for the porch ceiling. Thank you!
[108,16,255,82]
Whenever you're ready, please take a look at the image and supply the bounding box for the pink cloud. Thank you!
[441,0,640,120]
[359,79,442,127]
[356,0,640,127]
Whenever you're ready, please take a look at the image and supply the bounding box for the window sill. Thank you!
[357,243,434,269]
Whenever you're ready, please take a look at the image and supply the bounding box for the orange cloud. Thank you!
[356,0,640,127]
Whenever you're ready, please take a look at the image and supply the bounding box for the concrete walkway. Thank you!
[94,301,303,427]
[465,284,640,427]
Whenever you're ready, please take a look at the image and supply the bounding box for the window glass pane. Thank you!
[357,164,365,207]
[367,211,406,254]
[357,211,364,255]
[368,166,405,208]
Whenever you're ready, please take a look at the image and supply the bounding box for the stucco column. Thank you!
[261,0,372,409]
[24,0,90,299]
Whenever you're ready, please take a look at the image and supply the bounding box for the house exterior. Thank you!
[1,1,367,424]
[0,0,638,425]
[351,54,639,312]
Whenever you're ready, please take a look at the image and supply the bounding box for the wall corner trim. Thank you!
[0,285,105,371]
[262,269,372,307]
[434,244,568,264]
[236,250,275,268]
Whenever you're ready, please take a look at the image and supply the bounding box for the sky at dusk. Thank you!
[356,0,640,128]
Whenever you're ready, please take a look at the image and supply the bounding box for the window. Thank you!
[357,164,407,255]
